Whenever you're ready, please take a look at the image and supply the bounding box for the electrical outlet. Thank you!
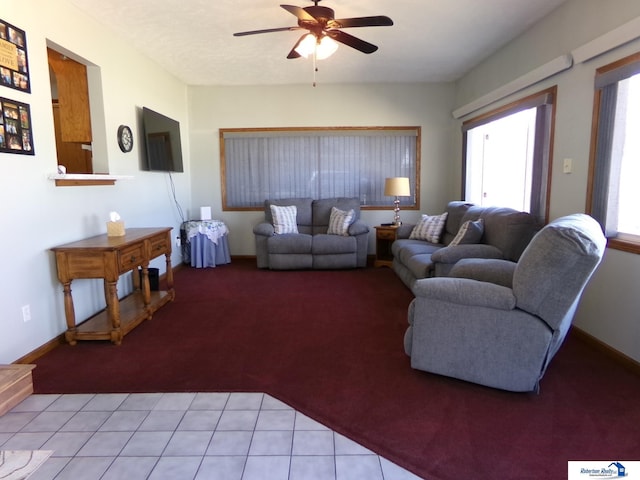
[175,236,181,247]
[22,305,31,322]
[563,158,572,174]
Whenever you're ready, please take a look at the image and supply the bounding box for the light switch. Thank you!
[563,158,572,174]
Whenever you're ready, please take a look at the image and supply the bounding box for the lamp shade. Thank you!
[384,177,410,197]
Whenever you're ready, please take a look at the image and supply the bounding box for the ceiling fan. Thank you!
[233,1,393,59]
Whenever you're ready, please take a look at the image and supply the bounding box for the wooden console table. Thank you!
[51,228,175,345]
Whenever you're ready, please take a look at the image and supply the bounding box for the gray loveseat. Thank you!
[392,201,542,289]
[253,197,369,270]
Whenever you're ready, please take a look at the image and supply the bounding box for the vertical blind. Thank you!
[220,127,420,210]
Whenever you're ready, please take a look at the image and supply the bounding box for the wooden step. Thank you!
[0,364,36,416]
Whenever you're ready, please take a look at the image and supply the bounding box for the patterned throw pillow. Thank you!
[449,219,484,246]
[327,207,355,236]
[409,212,448,243]
[270,205,298,234]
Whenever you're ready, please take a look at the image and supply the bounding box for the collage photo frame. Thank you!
[0,19,30,93]
[0,19,34,155]
[0,96,34,154]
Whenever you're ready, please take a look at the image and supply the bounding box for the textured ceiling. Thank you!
[68,0,567,86]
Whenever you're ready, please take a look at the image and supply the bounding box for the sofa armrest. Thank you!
[431,243,504,264]
[253,222,275,237]
[348,220,370,236]
[412,277,516,311]
[449,258,517,288]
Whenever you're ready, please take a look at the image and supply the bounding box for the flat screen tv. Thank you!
[141,107,184,172]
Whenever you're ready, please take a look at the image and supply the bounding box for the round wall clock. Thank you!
[117,125,134,153]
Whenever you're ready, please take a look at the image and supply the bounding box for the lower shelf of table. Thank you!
[66,289,174,345]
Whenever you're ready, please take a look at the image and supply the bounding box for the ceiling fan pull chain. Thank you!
[313,49,317,87]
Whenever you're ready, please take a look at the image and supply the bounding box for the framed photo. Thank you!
[0,19,30,93]
[0,96,34,154]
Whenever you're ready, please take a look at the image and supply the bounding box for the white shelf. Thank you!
[48,173,134,186]
[48,173,133,181]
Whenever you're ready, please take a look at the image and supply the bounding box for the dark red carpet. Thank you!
[33,259,640,479]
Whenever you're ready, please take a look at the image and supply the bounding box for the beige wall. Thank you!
[187,83,457,255]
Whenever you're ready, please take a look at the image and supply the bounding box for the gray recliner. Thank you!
[404,214,606,392]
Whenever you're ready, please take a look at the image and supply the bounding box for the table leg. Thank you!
[140,265,151,309]
[62,281,77,345]
[165,252,175,299]
[104,280,121,344]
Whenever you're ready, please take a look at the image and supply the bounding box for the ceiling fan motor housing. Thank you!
[302,6,335,29]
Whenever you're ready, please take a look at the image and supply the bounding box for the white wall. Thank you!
[187,83,457,255]
[0,1,192,363]
[453,0,640,362]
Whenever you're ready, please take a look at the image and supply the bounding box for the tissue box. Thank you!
[107,220,125,237]
[200,206,212,221]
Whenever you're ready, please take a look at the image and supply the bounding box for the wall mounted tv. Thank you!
[141,107,184,172]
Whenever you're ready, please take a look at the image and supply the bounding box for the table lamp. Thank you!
[384,177,411,226]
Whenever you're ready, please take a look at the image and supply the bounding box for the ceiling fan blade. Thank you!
[327,30,378,54]
[281,4,318,23]
[286,34,306,59]
[331,16,393,29]
[233,26,301,37]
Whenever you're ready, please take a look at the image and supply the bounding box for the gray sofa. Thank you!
[392,201,542,289]
[253,197,369,270]
[404,214,606,392]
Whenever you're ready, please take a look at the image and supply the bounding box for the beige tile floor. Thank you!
[0,392,422,480]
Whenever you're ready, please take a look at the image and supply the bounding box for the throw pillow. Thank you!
[270,205,298,234]
[327,207,355,236]
[409,212,448,243]
[449,219,484,246]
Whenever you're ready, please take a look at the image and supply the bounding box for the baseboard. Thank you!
[15,338,64,365]
[571,326,640,375]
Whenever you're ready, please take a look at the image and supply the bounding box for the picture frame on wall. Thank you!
[0,96,34,154]
[0,19,30,93]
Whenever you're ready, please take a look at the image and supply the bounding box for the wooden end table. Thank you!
[374,225,399,267]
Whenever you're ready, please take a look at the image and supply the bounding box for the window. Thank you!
[587,51,640,253]
[462,87,556,223]
[220,127,420,210]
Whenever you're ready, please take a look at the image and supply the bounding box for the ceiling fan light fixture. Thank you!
[295,33,338,60]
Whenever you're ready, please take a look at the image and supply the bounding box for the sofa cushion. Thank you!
[312,234,357,255]
[392,239,441,265]
[267,234,312,254]
[327,207,355,236]
[441,202,475,245]
[405,253,435,280]
[410,213,448,243]
[479,207,540,261]
[270,205,299,234]
[449,219,484,246]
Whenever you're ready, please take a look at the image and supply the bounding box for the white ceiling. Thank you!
[68,0,567,86]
